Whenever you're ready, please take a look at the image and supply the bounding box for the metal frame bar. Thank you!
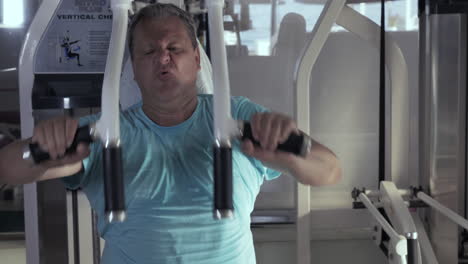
[359,192,408,264]
[294,1,347,263]
[19,1,62,263]
[418,192,468,230]
[336,5,410,186]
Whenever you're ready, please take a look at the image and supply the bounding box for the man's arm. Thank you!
[241,112,341,186]
[0,116,89,185]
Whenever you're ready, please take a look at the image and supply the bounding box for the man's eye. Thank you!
[168,47,180,52]
[144,50,155,55]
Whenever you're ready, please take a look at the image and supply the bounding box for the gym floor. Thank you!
[0,239,25,264]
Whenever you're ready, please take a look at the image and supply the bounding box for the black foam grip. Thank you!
[408,238,417,264]
[241,122,304,155]
[213,146,233,211]
[28,125,93,164]
[103,146,125,214]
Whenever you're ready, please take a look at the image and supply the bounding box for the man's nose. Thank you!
[157,50,170,65]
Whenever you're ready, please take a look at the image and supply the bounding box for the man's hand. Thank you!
[0,116,90,185]
[240,112,342,186]
[31,116,90,169]
[240,112,298,168]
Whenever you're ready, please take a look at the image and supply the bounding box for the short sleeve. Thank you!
[231,96,282,181]
[61,114,102,190]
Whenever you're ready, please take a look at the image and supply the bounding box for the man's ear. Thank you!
[131,59,136,80]
[195,46,201,71]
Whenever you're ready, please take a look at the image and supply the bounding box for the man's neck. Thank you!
[142,95,198,127]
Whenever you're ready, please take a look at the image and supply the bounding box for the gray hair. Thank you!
[128,3,198,59]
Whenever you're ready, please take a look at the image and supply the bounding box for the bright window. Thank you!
[345,0,418,31]
[225,0,418,56]
[1,0,25,28]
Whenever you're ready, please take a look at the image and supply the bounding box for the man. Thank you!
[0,3,341,263]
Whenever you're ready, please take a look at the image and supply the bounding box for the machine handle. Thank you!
[103,145,126,223]
[213,145,233,220]
[25,125,94,164]
[240,122,311,157]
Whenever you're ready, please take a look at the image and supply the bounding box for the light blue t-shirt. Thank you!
[63,95,280,264]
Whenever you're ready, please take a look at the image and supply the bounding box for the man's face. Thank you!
[131,16,200,102]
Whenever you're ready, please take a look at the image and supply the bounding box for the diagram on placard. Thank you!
[58,30,83,66]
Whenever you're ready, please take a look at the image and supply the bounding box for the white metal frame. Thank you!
[379,182,422,264]
[294,1,409,262]
[19,0,133,262]
[359,191,408,264]
[417,192,468,230]
[294,1,347,262]
[357,182,425,263]
[358,182,468,263]
[335,6,410,186]
[18,1,62,263]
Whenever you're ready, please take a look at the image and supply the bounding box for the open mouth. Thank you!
[158,70,172,80]
[159,68,172,75]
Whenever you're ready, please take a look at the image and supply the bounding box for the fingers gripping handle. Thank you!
[24,124,126,222]
[240,122,311,157]
[24,125,94,164]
